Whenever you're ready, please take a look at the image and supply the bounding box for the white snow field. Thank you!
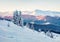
[0,20,60,42]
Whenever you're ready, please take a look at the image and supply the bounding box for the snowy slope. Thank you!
[0,20,60,42]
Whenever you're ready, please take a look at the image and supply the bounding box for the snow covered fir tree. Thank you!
[13,10,23,27]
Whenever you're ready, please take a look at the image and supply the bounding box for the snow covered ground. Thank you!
[0,20,60,42]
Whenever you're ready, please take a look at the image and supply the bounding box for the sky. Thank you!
[0,0,60,12]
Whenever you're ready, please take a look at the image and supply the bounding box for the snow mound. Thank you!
[0,20,60,42]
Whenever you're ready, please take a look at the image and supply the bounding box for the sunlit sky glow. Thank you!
[0,0,60,12]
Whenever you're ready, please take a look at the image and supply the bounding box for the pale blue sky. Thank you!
[0,0,60,12]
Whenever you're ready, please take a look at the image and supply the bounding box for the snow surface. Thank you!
[0,20,60,42]
[42,22,51,25]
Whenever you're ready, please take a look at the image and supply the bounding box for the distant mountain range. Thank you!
[0,10,60,26]
[35,9,60,16]
[34,16,60,26]
[0,9,60,16]
[0,12,13,17]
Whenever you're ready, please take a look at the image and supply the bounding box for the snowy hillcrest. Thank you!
[0,20,60,42]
